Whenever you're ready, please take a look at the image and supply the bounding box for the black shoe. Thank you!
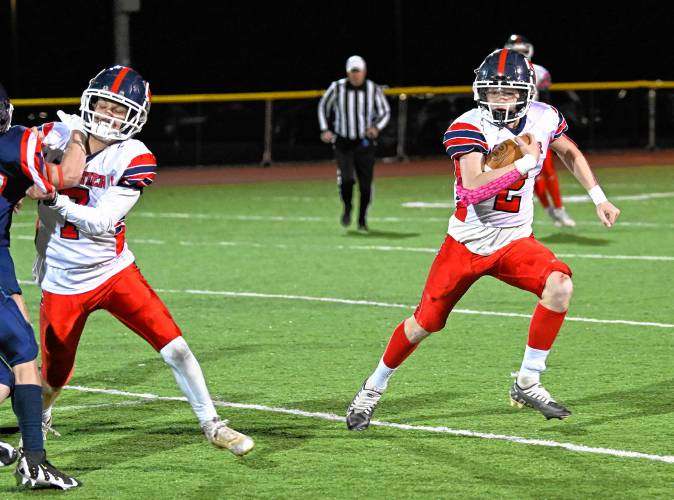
[0,441,17,466]
[357,222,368,233]
[14,448,81,490]
[510,381,571,420]
[346,381,383,431]
[341,209,352,227]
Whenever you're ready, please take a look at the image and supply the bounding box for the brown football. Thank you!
[484,134,533,169]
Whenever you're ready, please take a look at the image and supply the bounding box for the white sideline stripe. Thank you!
[403,191,674,209]
[14,211,673,228]
[14,234,670,263]
[14,279,671,329]
[151,288,674,329]
[564,192,674,203]
[134,211,447,223]
[63,385,674,464]
[57,400,147,412]
[346,245,674,262]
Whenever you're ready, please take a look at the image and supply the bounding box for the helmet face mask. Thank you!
[473,49,536,127]
[80,66,151,142]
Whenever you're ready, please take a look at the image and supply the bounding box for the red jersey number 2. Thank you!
[493,176,526,213]
[59,187,90,239]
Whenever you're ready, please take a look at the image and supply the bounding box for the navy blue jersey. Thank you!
[0,125,53,247]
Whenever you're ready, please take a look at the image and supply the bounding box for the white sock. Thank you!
[366,358,396,391]
[517,346,550,387]
[160,337,218,426]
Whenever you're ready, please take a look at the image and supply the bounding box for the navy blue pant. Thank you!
[0,247,35,390]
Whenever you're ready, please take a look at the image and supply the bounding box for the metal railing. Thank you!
[11,81,674,167]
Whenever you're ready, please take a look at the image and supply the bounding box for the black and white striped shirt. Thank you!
[318,79,391,140]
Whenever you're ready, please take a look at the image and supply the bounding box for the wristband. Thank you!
[42,191,58,207]
[513,154,537,174]
[588,185,607,206]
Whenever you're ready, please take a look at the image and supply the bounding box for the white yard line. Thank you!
[403,191,674,209]
[13,210,674,229]
[63,385,674,464]
[151,288,673,329]
[15,278,670,329]
[56,400,147,412]
[13,234,672,262]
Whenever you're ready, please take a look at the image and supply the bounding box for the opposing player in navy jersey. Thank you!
[26,66,254,457]
[0,84,81,489]
[345,49,620,430]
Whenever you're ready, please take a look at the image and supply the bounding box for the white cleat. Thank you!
[202,418,255,456]
[14,448,80,490]
[0,441,17,466]
[552,207,576,227]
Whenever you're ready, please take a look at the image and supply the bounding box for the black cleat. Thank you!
[510,381,571,420]
[14,448,81,490]
[341,209,352,227]
[357,222,369,233]
[346,382,383,431]
[0,441,17,466]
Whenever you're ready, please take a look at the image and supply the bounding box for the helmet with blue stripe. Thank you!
[473,49,536,126]
[80,65,151,141]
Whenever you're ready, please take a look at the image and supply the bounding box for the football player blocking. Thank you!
[346,49,621,430]
[17,66,253,457]
[0,84,81,489]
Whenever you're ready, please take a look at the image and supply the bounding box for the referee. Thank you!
[318,55,390,232]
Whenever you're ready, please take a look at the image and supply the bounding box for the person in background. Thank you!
[505,34,576,227]
[318,55,390,232]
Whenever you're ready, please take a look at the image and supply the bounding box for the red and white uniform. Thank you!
[443,101,567,255]
[34,123,155,294]
[533,63,551,94]
[34,123,180,388]
[414,103,571,333]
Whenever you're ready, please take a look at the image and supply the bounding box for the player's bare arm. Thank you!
[551,135,621,227]
[57,130,88,187]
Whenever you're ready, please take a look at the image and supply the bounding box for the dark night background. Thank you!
[2,1,674,165]
[4,1,673,97]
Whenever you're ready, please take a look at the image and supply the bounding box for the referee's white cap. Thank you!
[346,55,366,72]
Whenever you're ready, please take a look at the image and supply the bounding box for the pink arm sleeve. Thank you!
[456,169,522,206]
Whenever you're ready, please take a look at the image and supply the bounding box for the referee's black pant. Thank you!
[334,137,375,226]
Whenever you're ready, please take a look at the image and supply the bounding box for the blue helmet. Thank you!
[472,49,536,126]
[80,65,151,141]
[0,83,13,134]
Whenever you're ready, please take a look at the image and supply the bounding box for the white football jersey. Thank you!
[533,63,551,92]
[34,122,157,294]
[442,101,568,254]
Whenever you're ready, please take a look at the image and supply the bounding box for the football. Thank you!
[484,134,533,170]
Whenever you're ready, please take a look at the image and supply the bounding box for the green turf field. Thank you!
[0,164,672,498]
